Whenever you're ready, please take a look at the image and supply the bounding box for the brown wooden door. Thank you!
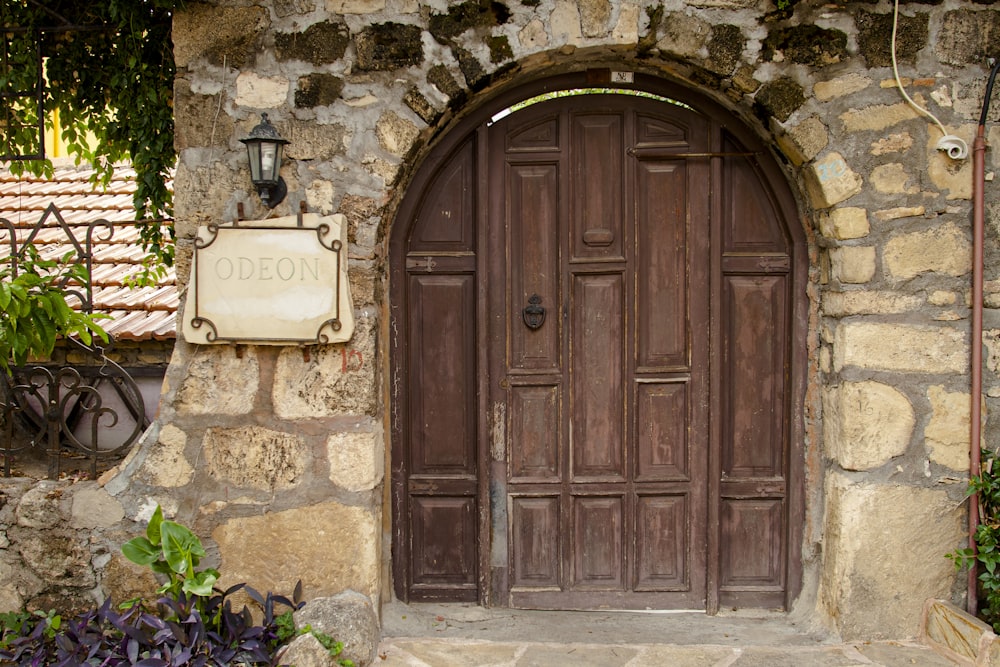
[391,83,801,611]
[487,96,710,609]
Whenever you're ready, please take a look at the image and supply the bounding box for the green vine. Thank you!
[1,0,180,266]
[949,448,1000,632]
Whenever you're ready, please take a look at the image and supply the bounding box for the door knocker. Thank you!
[522,294,546,330]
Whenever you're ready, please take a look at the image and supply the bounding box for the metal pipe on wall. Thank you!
[969,58,1000,616]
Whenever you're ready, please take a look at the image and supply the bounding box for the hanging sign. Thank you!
[182,213,354,345]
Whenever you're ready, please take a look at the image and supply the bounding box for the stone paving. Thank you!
[376,603,961,666]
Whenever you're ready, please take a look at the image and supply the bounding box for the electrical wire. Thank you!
[891,0,969,159]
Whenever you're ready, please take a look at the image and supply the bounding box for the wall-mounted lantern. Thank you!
[240,113,289,208]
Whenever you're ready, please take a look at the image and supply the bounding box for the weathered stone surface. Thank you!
[822,291,921,317]
[137,424,194,489]
[579,0,612,37]
[173,5,268,69]
[18,533,95,586]
[804,153,863,209]
[70,484,124,529]
[550,0,583,43]
[294,592,379,667]
[871,132,914,156]
[819,207,869,240]
[16,481,66,529]
[856,10,927,68]
[658,12,711,57]
[101,552,160,606]
[276,633,335,667]
[707,24,744,76]
[834,322,967,373]
[295,74,345,109]
[922,599,991,664]
[762,25,847,66]
[0,558,42,613]
[273,314,377,418]
[174,346,259,416]
[819,475,963,640]
[829,246,876,284]
[873,205,925,222]
[327,429,384,492]
[376,111,420,157]
[203,426,306,491]
[235,73,290,109]
[925,386,971,471]
[611,3,639,43]
[754,77,805,123]
[883,223,971,280]
[486,35,513,63]
[776,116,828,166]
[519,19,549,49]
[327,0,385,12]
[928,129,974,199]
[871,163,917,194]
[213,502,379,601]
[814,73,872,101]
[356,23,424,71]
[428,0,509,43]
[824,381,913,470]
[174,78,234,150]
[840,102,922,133]
[283,122,349,161]
[275,21,350,66]
[937,10,1000,66]
[276,0,317,17]
[403,87,438,124]
[427,64,464,99]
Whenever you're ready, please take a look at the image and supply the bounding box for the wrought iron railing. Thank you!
[1,205,150,478]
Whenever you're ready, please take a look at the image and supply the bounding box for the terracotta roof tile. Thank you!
[0,162,177,342]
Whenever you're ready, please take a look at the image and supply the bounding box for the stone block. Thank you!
[775,116,828,166]
[273,314,378,418]
[829,246,876,284]
[356,23,424,71]
[327,428,384,492]
[937,10,1000,66]
[804,153,863,209]
[822,291,920,317]
[611,3,639,43]
[235,73,290,109]
[927,128,974,200]
[327,0,385,12]
[70,484,124,529]
[213,501,379,601]
[921,599,995,664]
[754,77,805,123]
[16,481,67,529]
[580,0,612,37]
[293,591,379,667]
[856,10,927,68]
[839,102,921,133]
[871,162,917,194]
[137,424,194,489]
[873,205,925,222]
[203,426,307,492]
[823,381,914,471]
[819,475,964,640]
[707,25,744,76]
[658,12,711,58]
[519,19,549,49]
[101,552,160,606]
[762,25,847,66]
[376,111,420,158]
[833,322,967,374]
[819,207,869,240]
[871,132,914,156]
[174,346,259,416]
[295,74,345,109]
[551,0,583,43]
[283,122,349,161]
[275,21,350,66]
[174,78,234,151]
[173,5,268,69]
[925,386,971,471]
[18,533,95,587]
[883,223,971,280]
[813,73,872,102]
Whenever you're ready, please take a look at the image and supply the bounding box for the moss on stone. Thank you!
[487,35,514,63]
[761,24,848,66]
[274,21,350,66]
[355,22,424,71]
[855,10,927,68]
[429,0,511,44]
[295,74,345,109]
[428,64,463,98]
[637,4,665,55]
[707,24,744,75]
[755,76,805,123]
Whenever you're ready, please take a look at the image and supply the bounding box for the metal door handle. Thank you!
[522,294,546,330]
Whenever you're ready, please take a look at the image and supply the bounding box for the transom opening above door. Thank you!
[489,88,695,125]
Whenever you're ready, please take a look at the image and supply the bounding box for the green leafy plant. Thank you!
[3,0,178,266]
[949,447,1000,631]
[0,247,108,373]
[122,505,220,602]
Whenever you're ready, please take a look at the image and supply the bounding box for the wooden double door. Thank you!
[391,86,802,612]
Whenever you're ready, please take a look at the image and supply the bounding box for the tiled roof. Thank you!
[0,162,177,342]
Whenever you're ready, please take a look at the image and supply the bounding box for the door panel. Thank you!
[392,87,802,612]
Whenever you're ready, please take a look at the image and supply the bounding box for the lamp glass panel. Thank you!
[261,143,279,182]
[246,141,262,182]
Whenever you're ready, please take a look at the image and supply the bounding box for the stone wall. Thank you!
[6,0,1000,646]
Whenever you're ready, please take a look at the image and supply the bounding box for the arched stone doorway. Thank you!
[389,71,808,613]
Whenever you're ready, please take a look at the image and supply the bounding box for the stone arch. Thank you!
[385,60,813,611]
